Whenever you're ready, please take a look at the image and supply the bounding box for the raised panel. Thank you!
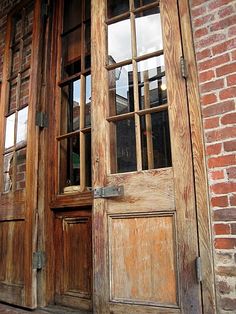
[109,213,178,307]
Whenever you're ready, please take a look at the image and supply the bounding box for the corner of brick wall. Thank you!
[190,0,236,312]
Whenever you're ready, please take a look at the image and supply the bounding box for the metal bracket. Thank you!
[33,251,45,270]
[36,111,48,128]
[94,186,124,199]
[180,56,188,79]
[196,257,202,283]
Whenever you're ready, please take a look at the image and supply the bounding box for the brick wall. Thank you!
[190,0,236,312]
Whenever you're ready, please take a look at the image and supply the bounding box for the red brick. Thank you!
[211,169,225,180]
[214,223,230,235]
[198,53,230,71]
[206,127,236,142]
[230,194,236,206]
[217,280,231,295]
[211,196,228,207]
[211,182,236,194]
[191,0,208,7]
[227,167,236,179]
[212,38,236,55]
[196,48,212,61]
[199,70,215,83]
[214,208,236,221]
[201,93,217,105]
[208,155,236,168]
[227,74,236,86]
[192,5,207,18]
[221,298,236,311]
[221,112,236,125]
[231,223,236,234]
[195,27,208,38]
[219,87,236,100]
[216,62,236,77]
[206,143,222,155]
[197,33,226,49]
[193,13,215,28]
[204,117,219,129]
[200,78,224,93]
[219,5,234,18]
[224,139,236,152]
[210,15,236,32]
[215,238,236,249]
[202,100,235,117]
[209,0,234,11]
[229,25,236,37]
[232,50,236,60]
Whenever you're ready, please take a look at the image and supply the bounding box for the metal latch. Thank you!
[36,111,48,128]
[94,186,124,199]
[33,251,45,270]
[180,56,188,79]
[195,257,202,283]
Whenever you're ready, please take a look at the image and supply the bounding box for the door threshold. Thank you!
[38,305,92,314]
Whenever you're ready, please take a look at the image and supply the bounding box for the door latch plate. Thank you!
[94,186,124,199]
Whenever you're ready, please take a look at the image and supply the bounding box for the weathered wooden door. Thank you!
[0,0,42,308]
[92,0,202,313]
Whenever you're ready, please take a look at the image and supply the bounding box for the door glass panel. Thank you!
[5,114,15,149]
[109,64,134,115]
[63,27,81,66]
[3,153,14,193]
[85,75,91,127]
[134,0,157,8]
[85,132,92,188]
[135,7,163,57]
[16,106,28,145]
[63,0,82,33]
[110,118,136,173]
[141,111,171,170]
[107,0,129,19]
[16,148,27,190]
[108,19,132,64]
[137,55,167,109]
[73,80,81,131]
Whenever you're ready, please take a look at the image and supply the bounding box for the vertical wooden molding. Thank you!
[178,1,216,313]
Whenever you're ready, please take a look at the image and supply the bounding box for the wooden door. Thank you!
[0,0,42,308]
[92,0,202,313]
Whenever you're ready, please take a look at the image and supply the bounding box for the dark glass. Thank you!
[108,18,132,64]
[109,64,134,115]
[9,80,17,112]
[111,119,136,173]
[107,0,129,19]
[85,55,91,70]
[135,8,163,57]
[24,5,34,34]
[85,21,91,56]
[59,136,80,192]
[85,132,92,187]
[3,153,14,193]
[22,38,32,70]
[63,0,82,33]
[20,70,30,107]
[141,111,171,170]
[137,55,167,109]
[16,106,28,145]
[5,114,15,149]
[64,60,81,77]
[13,15,22,44]
[85,75,91,127]
[85,1,91,20]
[134,0,157,8]
[11,48,20,74]
[16,148,27,190]
[63,27,81,66]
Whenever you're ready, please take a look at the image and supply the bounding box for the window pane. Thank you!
[107,0,129,19]
[108,19,132,64]
[63,0,82,33]
[73,80,81,131]
[110,119,136,173]
[11,48,20,74]
[16,106,28,145]
[109,64,134,115]
[20,70,30,107]
[24,4,34,35]
[5,114,15,149]
[59,136,80,193]
[16,148,27,190]
[134,0,157,8]
[85,75,91,127]
[9,79,17,112]
[22,38,32,70]
[13,15,22,44]
[141,111,171,170]
[63,27,81,66]
[137,55,167,109]
[3,153,14,193]
[135,7,163,57]
[85,132,92,188]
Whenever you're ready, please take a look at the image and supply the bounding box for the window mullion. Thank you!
[80,74,86,191]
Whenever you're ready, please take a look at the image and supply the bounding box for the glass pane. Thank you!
[109,64,134,115]
[137,55,167,109]
[13,15,22,43]
[20,70,30,107]
[24,5,34,34]
[108,19,132,64]
[5,114,15,149]
[16,106,28,145]
[63,27,81,65]
[85,21,91,56]
[22,39,32,70]
[11,48,20,74]
[9,81,17,112]
[110,119,136,173]
[73,80,81,131]
[141,111,171,170]
[16,148,27,190]
[85,75,91,127]
[135,8,163,57]
[63,0,82,33]
[59,136,80,193]
[107,0,129,19]
[85,132,92,188]
[3,153,14,193]
[134,0,157,8]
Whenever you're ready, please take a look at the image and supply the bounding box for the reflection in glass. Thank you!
[5,114,15,149]
[22,40,32,70]
[107,0,129,19]
[63,28,81,65]
[20,72,30,107]
[73,80,81,130]
[137,55,167,109]
[9,81,17,112]
[134,0,157,8]
[12,49,20,74]
[63,0,82,33]
[135,8,163,57]
[3,153,13,193]
[109,64,134,115]
[16,106,28,145]
[108,19,132,64]
[85,132,92,187]
[85,75,91,127]
[111,119,136,173]
[59,136,80,192]
[141,111,171,170]
[16,148,27,190]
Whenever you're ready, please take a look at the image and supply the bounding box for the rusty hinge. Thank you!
[33,251,45,270]
[36,111,48,128]
[180,56,188,79]
[195,257,202,283]
[94,186,124,199]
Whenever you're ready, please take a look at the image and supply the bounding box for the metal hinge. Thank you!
[36,111,48,128]
[33,251,45,270]
[195,257,202,283]
[94,185,124,199]
[180,56,188,79]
